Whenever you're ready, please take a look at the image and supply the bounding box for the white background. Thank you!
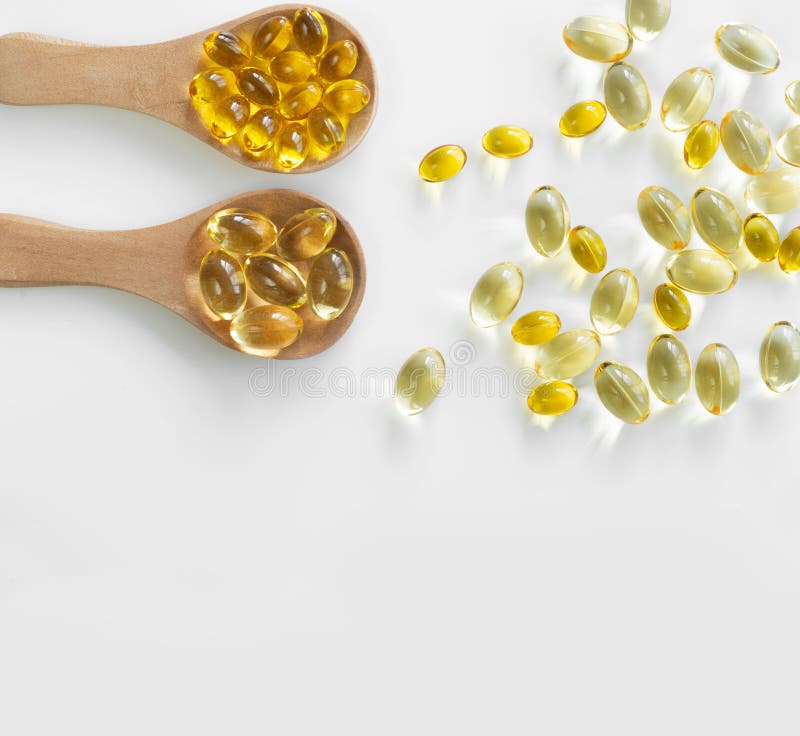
[2,0,800,733]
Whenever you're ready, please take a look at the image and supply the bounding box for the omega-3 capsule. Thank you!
[481,126,533,158]
[647,334,692,405]
[665,250,738,295]
[594,362,651,424]
[720,110,772,174]
[776,126,800,167]
[745,168,800,214]
[469,263,524,328]
[568,226,607,273]
[535,329,602,381]
[743,213,780,262]
[760,322,800,393]
[245,254,307,308]
[395,348,446,416]
[277,208,337,261]
[690,188,742,255]
[604,62,651,130]
[589,268,639,336]
[696,344,740,416]
[525,186,570,258]
[625,0,671,41]
[562,17,633,63]
[230,305,303,353]
[527,382,578,417]
[559,100,607,137]
[661,68,714,132]
[637,186,692,250]
[511,311,562,346]
[308,248,354,320]
[200,250,247,319]
[208,208,277,256]
[653,283,691,331]
[684,120,720,170]
[419,145,467,183]
[778,227,800,274]
[715,23,780,74]
[787,81,800,115]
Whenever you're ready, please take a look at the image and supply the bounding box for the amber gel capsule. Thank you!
[568,226,607,273]
[637,186,692,251]
[230,306,303,353]
[776,126,800,167]
[787,82,800,115]
[190,69,235,104]
[318,40,359,83]
[277,208,337,261]
[589,268,639,336]
[691,188,742,256]
[720,110,772,175]
[715,24,780,74]
[527,382,578,417]
[323,80,371,115]
[419,145,467,183]
[245,254,307,308]
[653,283,691,331]
[308,248,354,321]
[395,348,446,416]
[746,168,800,214]
[625,0,671,41]
[562,17,633,63]
[760,322,800,393]
[743,214,779,262]
[200,250,247,319]
[208,209,277,256]
[279,82,323,120]
[274,122,310,170]
[241,109,283,154]
[696,344,740,416]
[647,334,691,405]
[603,62,651,130]
[237,67,280,107]
[203,96,250,140]
[535,330,602,381]
[204,31,250,68]
[778,227,800,274]
[270,50,316,84]
[684,120,720,170]
[661,68,714,132]
[665,250,738,295]
[594,362,651,424]
[469,263,524,328]
[511,312,561,346]
[307,108,345,153]
[559,101,606,138]
[481,126,533,158]
[525,187,570,258]
[293,7,329,57]
[252,16,292,58]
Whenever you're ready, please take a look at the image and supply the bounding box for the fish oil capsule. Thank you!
[720,110,772,175]
[745,168,800,214]
[568,226,607,273]
[204,31,250,69]
[594,362,650,424]
[511,311,561,346]
[318,40,358,83]
[253,16,292,58]
[469,262,524,328]
[562,17,633,63]
[525,186,570,257]
[696,344,740,416]
[200,250,247,319]
[589,268,639,336]
[647,334,691,405]
[230,305,303,353]
[527,382,578,417]
[395,348,446,416]
[637,186,692,251]
[241,108,283,153]
[308,248,354,320]
[603,62,651,130]
[278,208,337,261]
[778,227,800,274]
[208,208,277,256]
[535,329,602,381]
[661,68,714,132]
[418,145,467,183]
[322,79,371,115]
[293,8,329,57]
[481,126,533,158]
[270,50,316,84]
[236,67,280,107]
[715,24,780,75]
[278,81,323,120]
[684,120,720,170]
[666,250,738,295]
[203,95,250,139]
[307,108,345,153]
[559,100,606,137]
[690,188,742,256]
[245,254,307,308]
[625,0,671,41]
[760,322,800,393]
[653,283,691,331]
[776,126,800,167]
[190,68,235,104]
[787,81,800,115]
[743,213,779,262]
[274,122,310,170]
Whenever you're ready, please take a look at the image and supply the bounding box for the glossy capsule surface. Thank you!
[760,322,800,393]
[625,0,671,41]
[637,186,692,251]
[779,227,800,274]
[395,348,446,416]
[200,250,247,319]
[525,186,570,257]
[647,334,691,405]
[270,50,315,84]
[293,7,329,57]
[691,188,742,255]
[562,17,633,63]
[190,68,235,104]
[603,62,651,130]
[776,126,800,167]
[590,268,639,336]
[469,263,524,328]
[308,108,345,153]
[535,329,602,381]
[653,283,691,331]
[743,214,779,262]
[237,67,280,107]
[594,362,650,424]
[322,80,371,115]
[418,145,467,183]
[787,81,800,115]
[308,248,354,320]
[208,208,277,256]
[203,31,250,68]
[274,122,310,170]
[696,344,740,416]
[511,311,561,346]
[527,382,578,417]
[568,226,607,273]
[203,96,250,139]
[666,250,738,295]
[318,40,359,83]
[715,23,780,74]
[245,254,307,308]
[230,305,303,352]
[559,100,606,137]
[278,81,323,120]
[720,110,772,174]
[745,168,800,214]
[684,120,720,170]
[277,208,337,261]
[481,126,533,158]
[252,16,292,58]
[661,68,714,132]
[241,109,283,153]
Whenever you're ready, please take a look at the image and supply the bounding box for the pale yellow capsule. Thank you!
[418,145,467,183]
[666,250,738,295]
[200,250,247,319]
[535,329,602,381]
[525,186,570,258]
[230,305,303,353]
[277,208,337,261]
[245,254,307,308]
[653,283,691,331]
[743,213,780,262]
[481,126,533,158]
[469,263,524,328]
[690,188,742,255]
[720,110,772,174]
[563,17,633,63]
[594,362,650,424]
[779,227,800,274]
[760,322,800,393]
[625,0,671,41]
[568,226,607,273]
[395,348,446,416]
[278,81,323,120]
[776,126,800,167]
[647,334,691,405]
[715,23,780,75]
[589,268,639,336]
[603,62,651,130]
[787,81,800,115]
[308,248,354,321]
[559,100,607,137]
[745,168,800,214]
[637,186,692,251]
[661,68,714,132]
[696,344,740,416]
[208,208,277,256]
[527,382,578,417]
[684,120,720,170]
[511,312,562,346]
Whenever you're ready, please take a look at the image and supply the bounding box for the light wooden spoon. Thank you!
[0,5,377,173]
[0,189,366,359]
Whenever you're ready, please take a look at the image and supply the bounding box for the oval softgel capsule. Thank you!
[625,0,671,41]
[760,322,800,393]
[590,269,639,336]
[470,263,524,328]
[696,344,740,416]
[535,330,602,381]
[637,186,692,251]
[525,186,570,258]
[563,17,633,63]
[666,250,738,295]
[715,23,780,74]
[604,62,651,130]
[594,362,651,424]
[661,68,714,132]
[720,110,772,174]
[647,334,692,405]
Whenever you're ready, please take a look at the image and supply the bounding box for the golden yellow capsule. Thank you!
[776,126,800,167]
[481,126,533,158]
[779,227,800,274]
[293,7,329,57]
[525,186,570,258]
[418,145,467,183]
[720,110,772,174]
[278,81,323,120]
[241,108,283,153]
[625,0,671,41]
[535,329,602,381]
[690,188,742,256]
[230,305,303,353]
[308,248,354,320]
[661,68,714,132]
[395,348,446,416]
[245,254,307,308]
[745,168,800,214]
[236,67,280,107]
[511,311,562,346]
[469,263,524,328]
[603,62,651,130]
[666,250,738,295]
[696,344,740,416]
[252,16,292,58]
[527,382,578,417]
[568,226,607,273]
[307,108,345,153]
[559,100,607,137]
[199,250,247,319]
[270,50,315,84]
[589,268,639,336]
[715,23,780,75]
[760,322,800,393]
[274,122,310,170]
[637,186,692,251]
[743,213,780,262]
[318,40,359,83]
[208,208,277,256]
[203,31,250,69]
[562,16,633,63]
[594,362,650,424]
[647,334,691,405]
[683,120,720,170]
[787,81,800,115]
[190,68,235,104]
[322,79,371,115]
[653,283,691,331]
[203,96,250,140]
[277,208,337,261]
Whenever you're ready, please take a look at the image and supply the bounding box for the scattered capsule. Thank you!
[625,0,671,41]
[418,145,467,183]
[745,168,800,214]
[190,68,235,104]
[308,248,354,321]
[293,7,329,57]
[684,120,720,170]
[590,268,639,336]
[469,263,524,328]
[535,329,602,381]
[208,208,277,256]
[653,283,691,331]
[527,382,578,417]
[661,68,714,132]
[278,81,323,120]
[277,208,337,261]
[395,348,446,416]
[787,81,800,115]
[743,213,780,262]
[481,126,533,158]
[252,16,292,58]
[715,23,780,75]
[200,250,247,319]
[776,126,800,167]
[236,67,280,107]
[525,186,570,258]
[307,108,346,153]
[318,40,359,83]
[241,108,283,153]
[245,254,307,308]
[230,305,303,353]
[270,50,315,84]
[594,362,650,424]
[203,31,250,69]
[690,188,742,256]
[720,110,772,175]
[568,226,607,273]
[696,344,740,416]
[665,250,738,295]
[203,96,250,140]
[637,186,692,251]
[322,79,371,115]
[562,17,633,63]
[559,100,607,138]
[760,322,800,393]
[647,334,691,405]
[779,227,800,274]
[603,62,651,130]
[511,311,562,346]
[274,122,310,170]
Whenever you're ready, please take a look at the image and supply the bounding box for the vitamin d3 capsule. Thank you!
[469,263,524,328]
[241,109,283,153]
[200,250,247,319]
[270,50,315,84]
[245,254,307,308]
[589,268,639,336]
[511,311,561,346]
[481,126,533,158]
[603,62,651,130]
[776,126,800,167]
[760,322,800,393]
[525,186,570,257]
[527,382,578,416]
[559,100,606,137]
[594,362,650,424]
[535,329,602,381]
[684,120,720,170]
[647,334,691,405]
[274,122,310,169]
[637,186,692,251]
[625,0,671,41]
[661,68,714,132]
[418,145,467,183]
[253,16,292,58]
[562,17,633,63]
[308,248,354,320]
[278,81,323,120]
[318,40,359,83]
[308,108,345,153]
[208,208,277,256]
[743,214,779,262]
[787,82,800,115]
[778,227,800,274]
[230,305,303,352]
[665,250,738,294]
[715,23,780,74]
[322,80,371,115]
[653,283,691,331]
[293,8,328,57]
[745,168,800,213]
[203,96,250,139]
[691,188,742,255]
[237,67,280,107]
[568,226,607,273]
[720,110,772,174]
[696,344,740,415]
[190,69,235,104]
[204,31,250,68]
[277,208,337,261]
[395,348,446,416]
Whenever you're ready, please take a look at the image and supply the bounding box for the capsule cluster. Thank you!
[190,8,371,169]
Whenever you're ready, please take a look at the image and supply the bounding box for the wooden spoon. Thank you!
[0,189,366,359]
[0,5,378,173]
